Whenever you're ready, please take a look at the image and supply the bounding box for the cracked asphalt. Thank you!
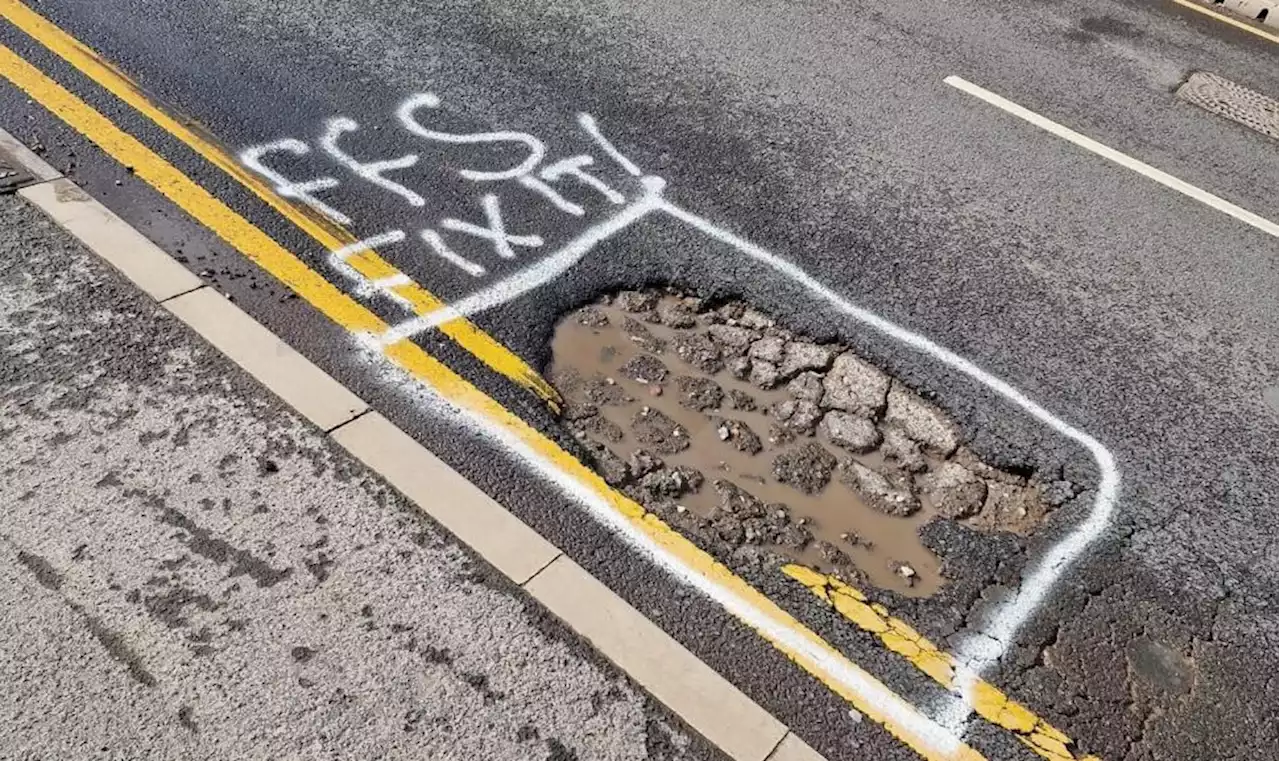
[0,192,720,760]
[0,1,1276,759]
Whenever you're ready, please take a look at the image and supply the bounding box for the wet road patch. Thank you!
[551,290,1068,597]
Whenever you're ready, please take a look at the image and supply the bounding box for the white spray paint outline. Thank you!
[240,138,354,225]
[396,92,546,182]
[378,175,666,344]
[437,193,545,260]
[380,108,1119,739]
[328,229,415,302]
[319,116,426,208]
[655,198,1120,733]
[354,337,970,758]
[243,100,1121,746]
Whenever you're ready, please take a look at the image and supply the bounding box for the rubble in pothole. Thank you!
[550,289,1074,597]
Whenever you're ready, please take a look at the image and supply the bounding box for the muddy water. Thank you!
[550,304,945,597]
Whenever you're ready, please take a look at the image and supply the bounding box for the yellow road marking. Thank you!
[0,39,988,761]
[0,0,560,408]
[1169,0,1280,43]
[782,565,1101,761]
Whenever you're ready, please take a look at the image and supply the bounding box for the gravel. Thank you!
[628,449,664,477]
[748,359,782,389]
[881,425,928,472]
[815,540,858,571]
[712,478,765,517]
[821,353,890,416]
[919,462,986,519]
[778,341,837,379]
[979,482,1044,529]
[737,308,774,330]
[620,353,668,384]
[766,423,797,448]
[613,290,658,312]
[772,442,837,494]
[576,306,610,327]
[707,324,759,353]
[841,461,920,517]
[726,389,757,411]
[884,381,959,455]
[713,418,763,455]
[748,336,785,363]
[671,332,722,373]
[630,407,690,454]
[580,415,624,442]
[820,411,881,453]
[556,289,1056,594]
[1043,480,1078,507]
[621,317,666,353]
[640,466,704,498]
[771,399,823,434]
[563,400,599,421]
[786,372,824,404]
[674,376,723,411]
[584,441,630,485]
[581,375,633,407]
[654,299,696,328]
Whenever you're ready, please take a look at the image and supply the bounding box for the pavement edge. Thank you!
[0,127,826,761]
[1170,0,1280,41]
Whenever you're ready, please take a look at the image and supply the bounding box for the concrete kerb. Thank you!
[1171,0,1280,40]
[0,127,828,761]
[766,733,832,761]
[19,177,205,302]
[0,126,59,181]
[1216,0,1278,29]
[163,287,369,432]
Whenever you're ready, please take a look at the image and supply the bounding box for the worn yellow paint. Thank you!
[782,564,1103,761]
[0,0,560,408]
[1169,0,1280,43]
[0,39,991,761]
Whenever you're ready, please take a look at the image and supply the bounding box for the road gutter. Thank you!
[0,125,827,761]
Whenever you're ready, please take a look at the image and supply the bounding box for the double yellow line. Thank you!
[784,566,1100,761]
[0,0,559,407]
[0,4,1102,760]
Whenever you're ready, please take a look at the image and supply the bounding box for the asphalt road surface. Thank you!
[0,191,724,760]
[1,1,1276,760]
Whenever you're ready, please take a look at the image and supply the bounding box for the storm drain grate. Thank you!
[1176,71,1278,140]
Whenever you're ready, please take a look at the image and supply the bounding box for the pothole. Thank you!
[549,289,1073,597]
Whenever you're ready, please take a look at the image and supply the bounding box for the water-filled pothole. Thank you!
[550,290,1071,597]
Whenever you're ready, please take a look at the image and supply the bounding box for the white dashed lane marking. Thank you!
[945,75,1279,238]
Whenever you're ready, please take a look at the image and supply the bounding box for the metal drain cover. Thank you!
[1177,71,1279,140]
